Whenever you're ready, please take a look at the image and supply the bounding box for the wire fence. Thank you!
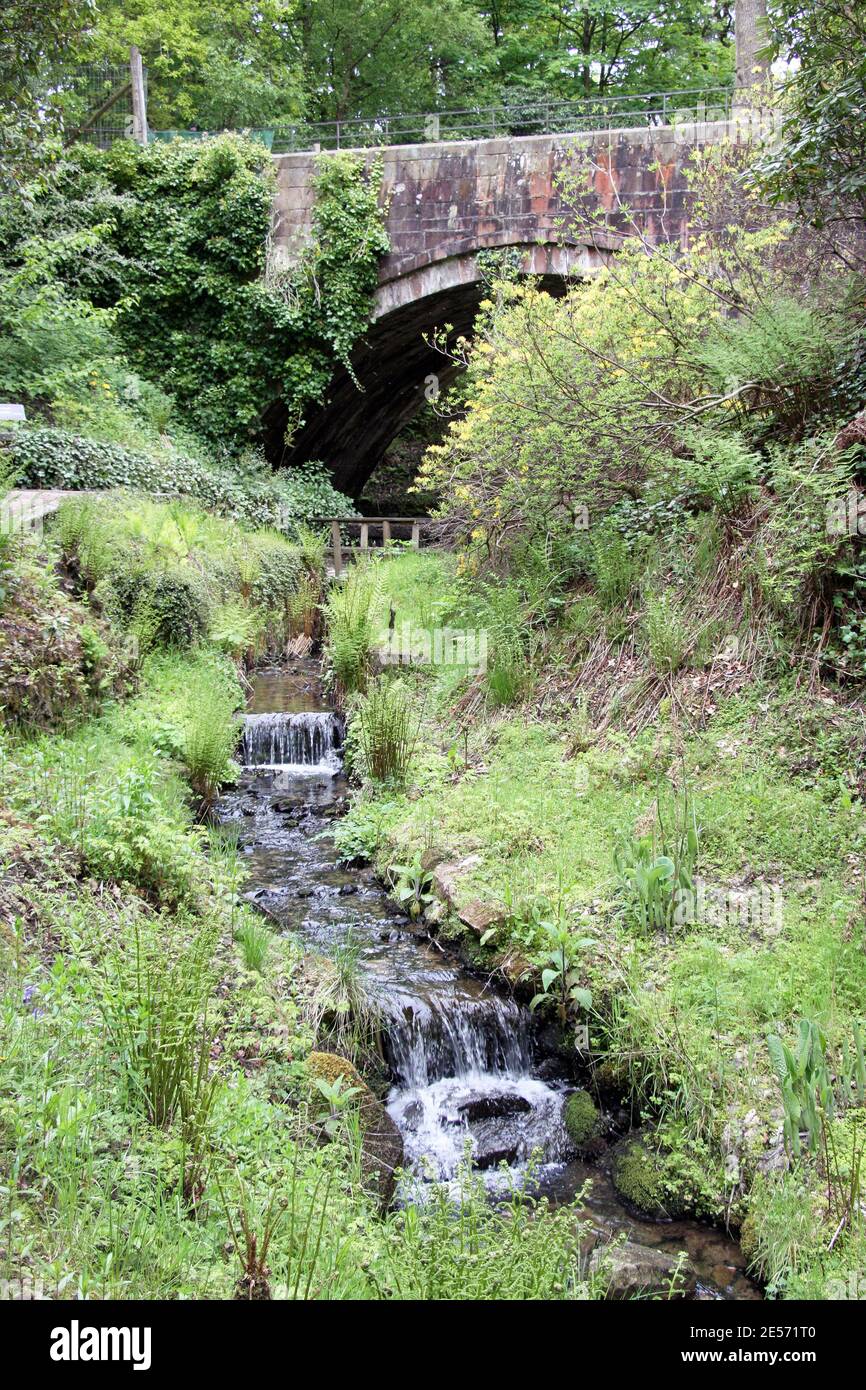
[270,87,759,154]
[60,76,771,155]
[56,63,143,148]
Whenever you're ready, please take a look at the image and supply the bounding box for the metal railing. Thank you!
[271,86,753,155]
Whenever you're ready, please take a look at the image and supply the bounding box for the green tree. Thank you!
[753,1,866,250]
[473,1,734,102]
[0,1,96,177]
[81,0,305,129]
[296,0,490,121]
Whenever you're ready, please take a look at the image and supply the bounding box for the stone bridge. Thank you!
[266,114,762,496]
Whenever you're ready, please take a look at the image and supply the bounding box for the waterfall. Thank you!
[379,985,572,1185]
[381,991,533,1089]
[241,711,342,771]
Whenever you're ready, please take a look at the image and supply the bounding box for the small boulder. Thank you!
[458,899,503,937]
[431,854,482,906]
[590,1242,697,1300]
[564,1090,603,1154]
[611,1138,687,1220]
[457,1093,532,1123]
[306,1051,403,1210]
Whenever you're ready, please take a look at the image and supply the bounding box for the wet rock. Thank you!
[306,1051,403,1210]
[495,949,534,988]
[338,883,357,896]
[457,1093,532,1123]
[296,887,314,899]
[590,1242,697,1300]
[472,1138,521,1170]
[420,847,449,873]
[458,899,504,938]
[534,1057,565,1083]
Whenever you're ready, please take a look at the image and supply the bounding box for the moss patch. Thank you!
[611,1140,688,1220]
[564,1090,601,1149]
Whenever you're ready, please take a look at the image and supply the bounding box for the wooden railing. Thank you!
[310,516,433,576]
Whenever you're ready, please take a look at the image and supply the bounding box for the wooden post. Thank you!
[360,522,369,552]
[411,521,420,550]
[382,519,392,549]
[130,46,148,145]
[330,521,343,576]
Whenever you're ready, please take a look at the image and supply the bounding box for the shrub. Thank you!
[325,564,380,698]
[236,918,270,973]
[0,565,132,729]
[589,528,644,608]
[104,565,212,651]
[641,587,692,674]
[350,676,420,785]
[390,1159,590,1299]
[614,782,700,934]
[664,429,762,514]
[104,911,220,1129]
[8,429,354,529]
[209,601,262,660]
[179,672,241,805]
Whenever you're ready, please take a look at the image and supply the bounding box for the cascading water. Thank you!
[377,980,572,1185]
[241,710,342,772]
[217,664,757,1298]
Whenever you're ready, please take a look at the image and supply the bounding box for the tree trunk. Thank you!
[735,0,769,90]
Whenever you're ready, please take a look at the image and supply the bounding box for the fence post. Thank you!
[360,522,369,552]
[130,46,148,145]
[330,521,343,577]
[382,519,392,549]
[411,521,420,550]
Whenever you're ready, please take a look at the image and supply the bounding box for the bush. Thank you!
[102,566,211,652]
[179,671,242,805]
[663,429,762,515]
[350,676,420,785]
[0,564,133,729]
[8,429,354,530]
[589,528,644,608]
[325,564,380,698]
[641,587,692,674]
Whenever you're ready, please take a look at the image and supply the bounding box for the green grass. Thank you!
[342,548,866,1299]
[0,530,600,1303]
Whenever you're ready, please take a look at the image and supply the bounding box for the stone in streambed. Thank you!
[564,1090,604,1155]
[457,1093,532,1123]
[590,1242,696,1299]
[430,854,482,906]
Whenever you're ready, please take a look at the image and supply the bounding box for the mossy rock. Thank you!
[564,1090,602,1152]
[611,1139,688,1220]
[306,1051,403,1210]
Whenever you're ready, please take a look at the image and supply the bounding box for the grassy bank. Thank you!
[0,499,600,1301]
[332,546,866,1299]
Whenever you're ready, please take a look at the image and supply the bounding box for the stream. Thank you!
[217,663,757,1300]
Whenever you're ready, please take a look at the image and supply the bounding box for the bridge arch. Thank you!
[266,118,742,496]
